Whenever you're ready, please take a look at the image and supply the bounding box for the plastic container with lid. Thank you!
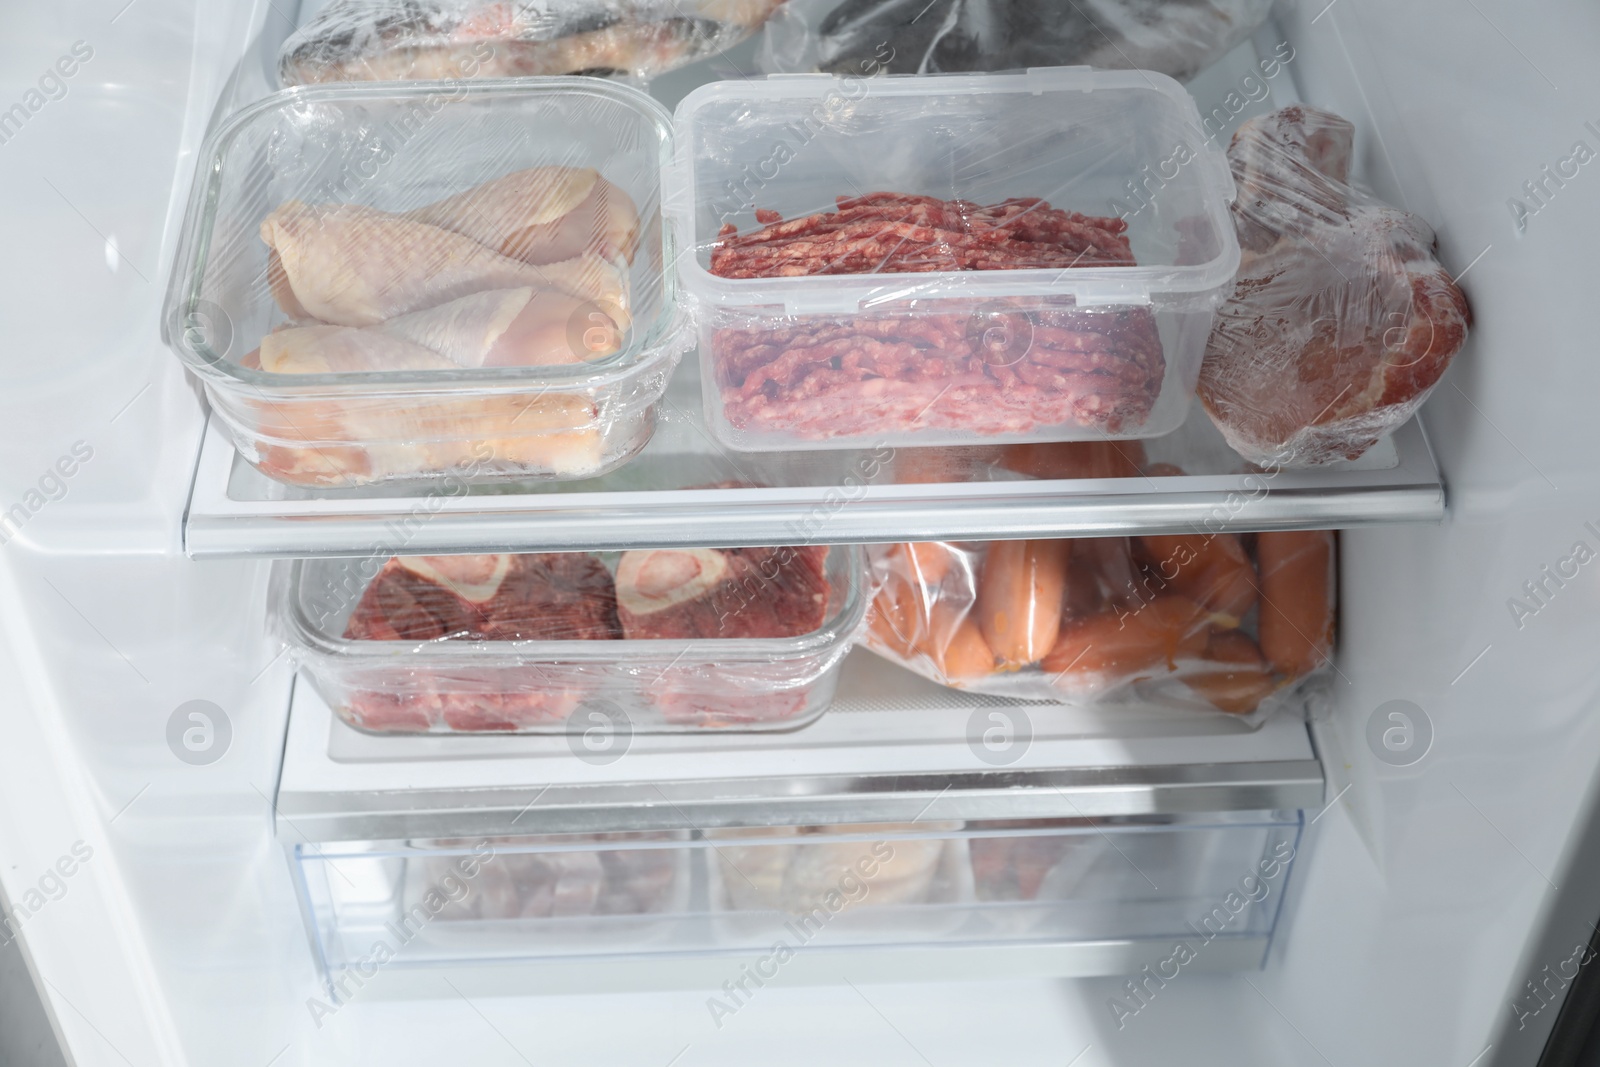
[274,543,869,734]
[163,77,691,489]
[664,68,1241,451]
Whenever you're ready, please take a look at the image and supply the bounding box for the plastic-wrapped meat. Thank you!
[969,821,1093,901]
[595,846,682,913]
[344,678,585,731]
[258,288,623,372]
[616,544,831,725]
[280,0,789,85]
[468,852,605,918]
[615,545,829,639]
[403,167,641,267]
[343,553,621,641]
[478,553,622,640]
[260,198,630,329]
[1198,106,1472,466]
[338,553,617,732]
[650,663,810,725]
[342,555,501,641]
[709,194,1136,277]
[712,303,1165,439]
[707,194,1161,439]
[421,840,682,920]
[710,824,951,912]
[763,0,1272,81]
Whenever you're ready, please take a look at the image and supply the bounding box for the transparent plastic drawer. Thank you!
[293,812,1301,987]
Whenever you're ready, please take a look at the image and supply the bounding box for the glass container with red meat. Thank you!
[276,543,867,733]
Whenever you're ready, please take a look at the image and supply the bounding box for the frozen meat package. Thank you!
[666,68,1241,450]
[863,528,1336,723]
[280,0,789,86]
[163,78,691,489]
[1198,106,1472,466]
[760,0,1273,83]
[707,823,971,925]
[276,542,868,733]
[407,834,690,923]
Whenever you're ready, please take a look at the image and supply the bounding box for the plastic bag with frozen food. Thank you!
[1198,106,1472,467]
[281,0,789,85]
[707,824,960,913]
[759,0,1273,80]
[413,835,688,920]
[861,522,1336,722]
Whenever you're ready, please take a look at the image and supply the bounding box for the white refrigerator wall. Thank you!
[0,1,1594,1065]
[0,1,309,1065]
[1273,2,1600,1065]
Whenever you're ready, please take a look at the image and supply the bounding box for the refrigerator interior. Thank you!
[0,0,1595,1065]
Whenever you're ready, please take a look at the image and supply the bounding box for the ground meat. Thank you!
[710,193,1135,277]
[712,305,1164,438]
[707,193,1158,438]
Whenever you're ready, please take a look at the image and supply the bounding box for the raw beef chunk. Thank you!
[343,553,620,642]
[615,545,830,639]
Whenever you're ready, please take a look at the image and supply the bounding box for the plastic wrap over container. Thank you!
[280,0,789,86]
[862,528,1336,724]
[163,78,691,489]
[276,543,868,733]
[1198,106,1471,467]
[758,0,1274,81]
[666,68,1240,451]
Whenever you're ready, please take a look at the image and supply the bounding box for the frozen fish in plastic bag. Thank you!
[281,0,790,85]
[759,0,1273,81]
[1197,106,1472,467]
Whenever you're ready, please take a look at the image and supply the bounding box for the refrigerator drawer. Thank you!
[293,813,1301,994]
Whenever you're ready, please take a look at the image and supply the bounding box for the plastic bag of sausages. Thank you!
[862,529,1335,723]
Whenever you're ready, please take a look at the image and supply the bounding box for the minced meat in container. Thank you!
[163,78,690,489]
[665,67,1240,450]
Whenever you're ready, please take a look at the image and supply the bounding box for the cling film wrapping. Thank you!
[278,544,868,734]
[665,68,1243,454]
[164,79,689,489]
[279,0,790,85]
[1198,106,1472,467]
[759,0,1273,82]
[863,528,1336,722]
